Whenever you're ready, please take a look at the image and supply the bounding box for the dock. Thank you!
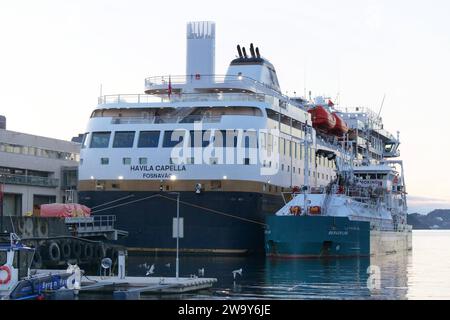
[79,276,217,299]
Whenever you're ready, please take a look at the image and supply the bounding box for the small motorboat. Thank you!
[0,233,80,300]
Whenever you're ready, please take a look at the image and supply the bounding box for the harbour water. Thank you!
[83,230,450,300]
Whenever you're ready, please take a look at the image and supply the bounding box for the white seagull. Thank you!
[146,264,155,276]
[232,268,242,279]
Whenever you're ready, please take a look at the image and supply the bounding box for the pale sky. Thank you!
[1,0,449,212]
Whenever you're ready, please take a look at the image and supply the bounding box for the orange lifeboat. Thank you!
[330,113,349,136]
[308,106,336,132]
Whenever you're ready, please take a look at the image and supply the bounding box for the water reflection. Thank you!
[71,231,450,299]
[121,250,412,300]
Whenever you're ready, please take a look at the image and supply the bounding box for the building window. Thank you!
[113,131,135,148]
[90,132,111,148]
[281,164,284,171]
[122,157,131,165]
[139,157,147,165]
[138,131,160,148]
[244,158,250,165]
[101,157,109,165]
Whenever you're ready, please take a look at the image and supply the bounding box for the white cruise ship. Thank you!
[78,21,402,255]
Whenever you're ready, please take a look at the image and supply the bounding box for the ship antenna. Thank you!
[377,93,386,119]
[237,45,243,58]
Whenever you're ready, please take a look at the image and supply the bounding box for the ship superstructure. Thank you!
[78,21,404,255]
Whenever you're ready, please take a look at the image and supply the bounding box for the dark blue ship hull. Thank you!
[265,215,371,258]
[79,191,284,255]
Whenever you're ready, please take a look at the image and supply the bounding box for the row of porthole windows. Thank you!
[97,157,148,166]
[83,157,252,166]
[87,156,334,180]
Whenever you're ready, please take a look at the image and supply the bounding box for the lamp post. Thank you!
[168,192,180,279]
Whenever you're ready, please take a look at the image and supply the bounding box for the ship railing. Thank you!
[144,74,305,108]
[98,92,268,106]
[310,187,326,194]
[145,74,279,95]
[65,215,117,232]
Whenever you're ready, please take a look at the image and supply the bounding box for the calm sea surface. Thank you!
[84,230,450,300]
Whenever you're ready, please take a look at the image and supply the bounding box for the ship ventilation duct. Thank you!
[242,47,248,59]
[237,45,243,58]
[186,21,216,82]
[250,43,256,58]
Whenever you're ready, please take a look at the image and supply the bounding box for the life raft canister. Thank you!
[0,265,12,285]
[309,206,322,215]
[289,206,301,216]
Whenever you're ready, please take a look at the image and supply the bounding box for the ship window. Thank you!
[189,130,211,148]
[81,133,89,149]
[138,131,160,148]
[243,130,258,149]
[123,157,131,165]
[213,130,239,148]
[100,157,109,165]
[139,157,147,165]
[163,130,185,148]
[266,109,279,121]
[244,158,250,165]
[113,131,135,148]
[90,132,111,148]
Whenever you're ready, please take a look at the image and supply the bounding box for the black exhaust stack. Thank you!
[242,47,248,59]
[237,45,243,58]
[250,43,256,58]
[255,47,261,59]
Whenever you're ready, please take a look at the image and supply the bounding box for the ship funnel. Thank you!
[237,45,243,58]
[250,43,256,58]
[186,21,216,81]
[242,47,248,59]
[255,47,261,59]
